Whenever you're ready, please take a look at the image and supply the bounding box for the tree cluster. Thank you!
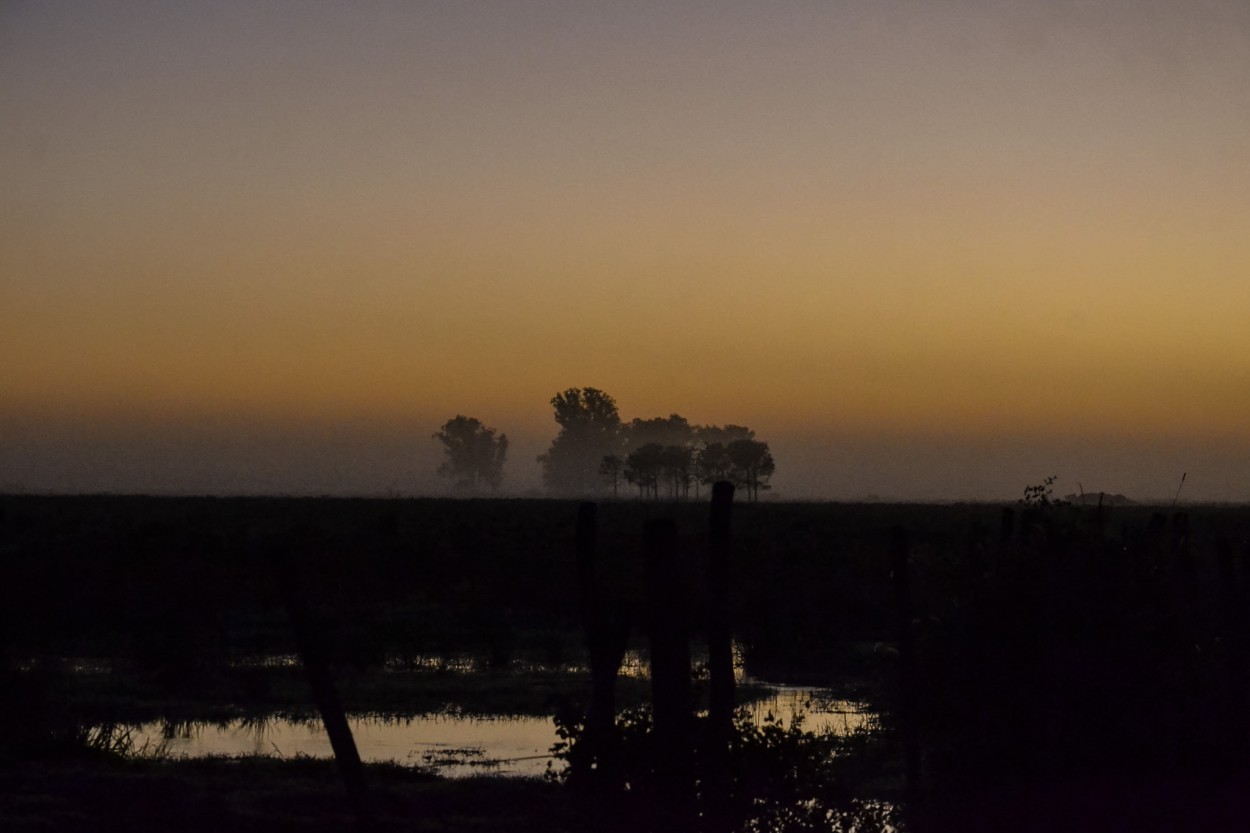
[434,388,777,499]
[539,388,776,500]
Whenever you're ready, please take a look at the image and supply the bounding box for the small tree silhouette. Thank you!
[432,415,508,492]
[599,455,623,497]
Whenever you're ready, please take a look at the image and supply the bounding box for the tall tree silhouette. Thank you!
[599,454,624,497]
[727,439,775,501]
[432,415,508,492]
[697,443,732,489]
[660,444,694,499]
[538,387,623,494]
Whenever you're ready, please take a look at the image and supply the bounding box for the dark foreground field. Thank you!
[4,494,1250,831]
[7,757,1249,833]
[1,756,577,833]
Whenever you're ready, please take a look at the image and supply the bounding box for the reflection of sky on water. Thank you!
[130,687,872,778]
[145,713,556,778]
[741,687,876,736]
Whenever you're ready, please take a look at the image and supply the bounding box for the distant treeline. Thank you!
[435,387,775,499]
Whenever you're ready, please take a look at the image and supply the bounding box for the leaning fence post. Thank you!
[257,530,369,824]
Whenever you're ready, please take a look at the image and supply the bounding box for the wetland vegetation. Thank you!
[4,494,1250,830]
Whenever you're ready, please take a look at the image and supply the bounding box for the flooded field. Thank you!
[124,685,875,777]
[19,495,1245,829]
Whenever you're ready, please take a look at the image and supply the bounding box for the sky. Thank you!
[2,0,1248,500]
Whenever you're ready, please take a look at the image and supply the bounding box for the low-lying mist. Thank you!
[1,413,1244,502]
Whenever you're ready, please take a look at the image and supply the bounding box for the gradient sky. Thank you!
[3,1,1248,500]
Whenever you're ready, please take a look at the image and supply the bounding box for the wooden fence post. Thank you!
[1172,512,1195,608]
[1217,536,1247,753]
[705,482,736,833]
[644,518,693,828]
[998,507,1014,568]
[891,525,921,820]
[966,520,988,578]
[575,502,630,791]
[708,481,736,738]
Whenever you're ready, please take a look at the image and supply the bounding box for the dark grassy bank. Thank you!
[0,755,576,833]
[0,494,923,697]
[1,495,909,831]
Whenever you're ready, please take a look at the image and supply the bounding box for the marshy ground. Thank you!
[5,495,1250,831]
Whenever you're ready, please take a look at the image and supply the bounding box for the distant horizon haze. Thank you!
[1,405,1242,503]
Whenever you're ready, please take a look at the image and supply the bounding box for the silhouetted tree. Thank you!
[622,415,700,499]
[726,439,774,501]
[697,442,733,489]
[538,387,623,494]
[433,415,508,491]
[660,444,694,499]
[624,443,665,499]
[599,455,623,497]
[692,425,754,499]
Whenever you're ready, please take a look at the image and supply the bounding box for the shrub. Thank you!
[549,704,900,832]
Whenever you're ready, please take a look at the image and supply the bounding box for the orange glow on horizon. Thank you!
[3,1,1248,497]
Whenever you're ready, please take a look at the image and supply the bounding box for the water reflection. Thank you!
[127,687,871,778]
[135,713,553,777]
[743,686,876,736]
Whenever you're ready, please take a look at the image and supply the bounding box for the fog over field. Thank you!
[2,409,1241,502]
